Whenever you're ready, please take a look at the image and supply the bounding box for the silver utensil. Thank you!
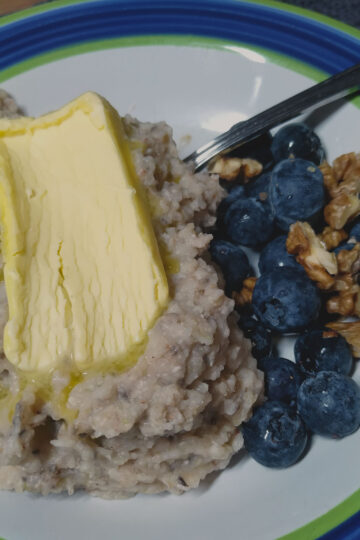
[184,63,360,171]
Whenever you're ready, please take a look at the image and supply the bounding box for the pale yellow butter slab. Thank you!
[0,92,168,371]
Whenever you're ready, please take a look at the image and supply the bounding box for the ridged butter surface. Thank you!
[0,92,168,371]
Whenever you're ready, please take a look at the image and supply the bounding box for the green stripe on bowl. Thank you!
[278,489,360,540]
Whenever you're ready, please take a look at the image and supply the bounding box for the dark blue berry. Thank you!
[252,267,321,333]
[217,185,245,222]
[271,123,325,165]
[242,401,308,468]
[223,197,275,247]
[245,172,271,207]
[295,329,353,376]
[209,239,251,293]
[261,356,303,406]
[298,371,360,438]
[349,219,360,242]
[269,158,324,231]
[240,315,272,360]
[258,235,302,274]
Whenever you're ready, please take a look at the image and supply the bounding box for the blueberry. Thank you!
[271,123,325,165]
[245,172,271,206]
[269,158,324,231]
[252,267,321,333]
[217,185,245,222]
[209,239,251,293]
[261,356,303,406]
[240,315,272,360]
[223,197,275,247]
[298,371,360,438]
[349,219,360,242]
[258,235,302,274]
[242,401,308,468]
[295,329,353,376]
[229,132,274,171]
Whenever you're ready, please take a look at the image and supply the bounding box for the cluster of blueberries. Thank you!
[209,123,360,468]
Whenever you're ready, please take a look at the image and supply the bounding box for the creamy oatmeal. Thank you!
[0,95,263,498]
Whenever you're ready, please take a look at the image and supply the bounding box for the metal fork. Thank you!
[184,63,360,171]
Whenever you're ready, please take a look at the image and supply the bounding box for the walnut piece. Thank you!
[326,321,360,358]
[319,226,348,250]
[286,221,337,290]
[332,152,360,193]
[326,245,360,317]
[299,154,360,318]
[321,153,360,230]
[326,290,359,317]
[324,192,360,230]
[232,277,257,306]
[331,273,356,292]
[320,161,338,198]
[326,273,360,317]
[209,157,262,182]
[320,153,360,198]
[336,243,360,274]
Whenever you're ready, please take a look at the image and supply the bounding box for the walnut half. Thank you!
[336,243,360,275]
[324,192,360,230]
[319,226,348,250]
[326,245,360,317]
[286,221,338,290]
[327,285,359,317]
[209,157,262,182]
[321,153,360,230]
[320,153,360,198]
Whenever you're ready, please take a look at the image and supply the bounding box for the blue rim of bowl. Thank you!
[0,1,359,539]
[1,0,360,77]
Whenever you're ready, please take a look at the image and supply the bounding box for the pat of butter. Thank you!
[0,92,169,372]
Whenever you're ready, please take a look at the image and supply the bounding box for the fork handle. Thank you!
[185,63,360,171]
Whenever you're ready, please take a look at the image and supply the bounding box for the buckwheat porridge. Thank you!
[0,91,263,499]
